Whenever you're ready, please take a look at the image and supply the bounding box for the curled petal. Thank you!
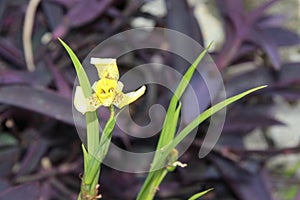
[74,86,101,114]
[113,85,146,108]
[90,57,119,80]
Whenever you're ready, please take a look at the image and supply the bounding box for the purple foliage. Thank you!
[0,0,299,199]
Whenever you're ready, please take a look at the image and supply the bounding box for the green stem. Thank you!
[86,112,100,157]
[79,106,115,200]
[137,149,179,200]
[137,169,168,200]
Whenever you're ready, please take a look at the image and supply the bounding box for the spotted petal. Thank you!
[74,86,101,114]
[113,85,146,108]
[116,81,124,92]
[90,58,119,80]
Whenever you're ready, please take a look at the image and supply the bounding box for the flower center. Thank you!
[94,78,117,106]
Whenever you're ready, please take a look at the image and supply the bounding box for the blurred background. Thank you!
[0,0,300,199]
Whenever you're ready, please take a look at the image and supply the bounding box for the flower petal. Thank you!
[90,57,119,80]
[74,86,101,114]
[91,81,98,92]
[116,81,124,92]
[113,85,146,108]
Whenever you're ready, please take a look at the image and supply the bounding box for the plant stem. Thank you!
[79,106,115,200]
[86,112,100,158]
[137,169,168,200]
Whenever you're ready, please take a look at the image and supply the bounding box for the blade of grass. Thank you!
[188,188,214,200]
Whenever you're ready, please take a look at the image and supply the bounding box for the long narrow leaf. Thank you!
[157,42,213,150]
[138,43,213,200]
[188,188,214,200]
[136,169,168,200]
[58,38,92,96]
[152,85,267,172]
[58,38,99,154]
[84,107,120,184]
[137,85,266,200]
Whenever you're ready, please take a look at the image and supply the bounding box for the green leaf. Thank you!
[157,42,213,150]
[136,169,168,200]
[81,144,90,175]
[58,38,99,155]
[152,85,267,172]
[137,85,267,200]
[137,43,213,200]
[167,102,181,149]
[84,106,120,184]
[188,188,213,200]
[58,38,92,96]
[59,38,101,199]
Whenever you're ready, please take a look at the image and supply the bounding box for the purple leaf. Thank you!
[225,62,300,101]
[0,38,25,68]
[0,85,85,128]
[223,113,284,133]
[260,27,300,47]
[165,0,204,75]
[0,179,9,193]
[45,57,72,99]
[264,86,300,101]
[257,15,286,28]
[279,62,300,82]
[65,0,113,27]
[256,32,281,70]
[210,154,276,200]
[16,135,49,176]
[225,67,273,97]
[0,70,29,85]
[39,182,54,200]
[48,0,78,8]
[0,147,19,177]
[182,67,222,123]
[52,0,113,38]
[248,0,278,23]
[165,0,203,45]
[41,0,64,30]
[215,0,295,70]
[0,0,9,25]
[215,0,244,30]
[0,182,40,200]
[233,43,257,62]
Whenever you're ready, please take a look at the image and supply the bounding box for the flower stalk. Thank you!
[59,39,145,200]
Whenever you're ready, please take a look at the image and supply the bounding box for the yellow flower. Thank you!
[74,58,146,114]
